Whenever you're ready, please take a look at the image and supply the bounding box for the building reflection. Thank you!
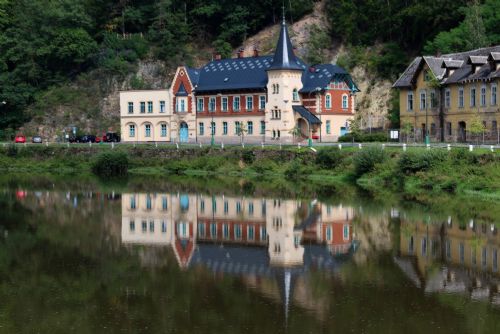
[121,192,358,318]
[397,218,500,305]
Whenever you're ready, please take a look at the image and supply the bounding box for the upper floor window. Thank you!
[197,98,204,112]
[430,90,436,108]
[246,96,253,111]
[222,97,228,111]
[292,89,299,102]
[128,102,134,114]
[480,86,487,107]
[233,96,240,111]
[342,94,349,109]
[159,101,165,113]
[140,102,146,113]
[444,89,450,108]
[326,94,332,109]
[492,84,498,106]
[458,88,464,108]
[420,91,426,110]
[259,96,266,110]
[407,92,414,111]
[470,87,476,107]
[176,98,186,112]
[272,84,280,94]
[209,97,216,112]
[147,101,153,113]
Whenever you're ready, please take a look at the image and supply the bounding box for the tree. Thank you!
[468,113,485,144]
[289,125,302,143]
[236,122,248,145]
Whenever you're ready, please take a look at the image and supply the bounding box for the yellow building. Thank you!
[393,47,500,142]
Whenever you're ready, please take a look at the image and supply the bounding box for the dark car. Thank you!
[31,136,43,143]
[79,135,97,143]
[103,132,120,143]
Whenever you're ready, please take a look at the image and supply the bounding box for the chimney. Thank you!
[237,48,245,58]
[253,48,259,57]
[214,53,222,60]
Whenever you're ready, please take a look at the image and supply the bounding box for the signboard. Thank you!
[390,130,399,140]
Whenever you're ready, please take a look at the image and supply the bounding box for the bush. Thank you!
[241,150,256,164]
[91,152,129,177]
[164,160,191,175]
[316,147,343,169]
[353,146,387,177]
[6,144,18,157]
[338,132,387,142]
[398,150,447,174]
[284,160,307,179]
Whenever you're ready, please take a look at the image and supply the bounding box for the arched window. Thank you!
[325,94,332,109]
[160,123,167,137]
[145,124,151,137]
[342,94,349,109]
[293,89,299,102]
[272,84,276,94]
[272,130,276,138]
[129,124,136,138]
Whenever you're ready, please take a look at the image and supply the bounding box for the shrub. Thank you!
[315,147,343,169]
[398,150,447,174]
[338,132,387,142]
[6,144,18,157]
[91,152,129,177]
[353,146,387,177]
[284,160,307,179]
[164,160,191,175]
[241,150,255,164]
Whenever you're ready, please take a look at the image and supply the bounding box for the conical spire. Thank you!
[268,12,302,71]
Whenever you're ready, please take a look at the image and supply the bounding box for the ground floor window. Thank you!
[211,121,216,135]
[161,124,167,137]
[223,122,228,135]
[248,121,253,135]
[260,121,265,135]
[326,120,331,134]
[129,124,135,137]
[145,124,151,137]
[235,121,241,135]
[446,122,452,136]
[199,122,204,136]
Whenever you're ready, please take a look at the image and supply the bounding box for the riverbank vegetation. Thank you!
[0,144,498,201]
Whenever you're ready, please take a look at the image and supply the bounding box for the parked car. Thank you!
[31,136,43,144]
[14,135,26,143]
[103,132,120,142]
[78,135,97,143]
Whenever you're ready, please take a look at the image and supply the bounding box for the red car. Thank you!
[14,135,26,143]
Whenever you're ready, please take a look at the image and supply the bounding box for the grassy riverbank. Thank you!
[1,144,499,201]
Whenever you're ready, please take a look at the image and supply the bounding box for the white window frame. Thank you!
[246,96,253,111]
[480,85,487,107]
[223,122,228,135]
[248,121,253,135]
[147,101,153,113]
[260,121,265,135]
[209,97,216,112]
[444,89,450,108]
[222,97,228,112]
[160,124,167,137]
[326,120,331,134]
[160,100,165,113]
[140,101,146,113]
[145,124,151,138]
[199,122,204,136]
[459,88,464,108]
[128,102,134,114]
[326,94,332,109]
[430,90,436,108]
[292,89,299,102]
[470,86,476,107]
[259,96,266,110]
[342,94,349,109]
[129,124,135,137]
[233,96,240,111]
[197,98,204,112]
[420,90,426,110]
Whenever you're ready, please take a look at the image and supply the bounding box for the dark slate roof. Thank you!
[301,64,359,93]
[489,52,500,61]
[442,59,463,69]
[176,82,188,96]
[394,45,500,88]
[186,67,200,86]
[267,21,303,71]
[293,106,322,124]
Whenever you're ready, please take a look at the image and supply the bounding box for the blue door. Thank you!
[179,123,188,142]
[340,127,348,136]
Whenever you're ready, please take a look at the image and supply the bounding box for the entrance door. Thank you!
[179,123,188,143]
[458,121,466,142]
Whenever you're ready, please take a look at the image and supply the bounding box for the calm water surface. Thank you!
[0,176,499,333]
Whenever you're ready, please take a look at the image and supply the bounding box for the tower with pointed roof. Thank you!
[265,13,305,141]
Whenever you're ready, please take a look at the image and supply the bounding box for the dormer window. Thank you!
[423,70,431,82]
[292,89,299,102]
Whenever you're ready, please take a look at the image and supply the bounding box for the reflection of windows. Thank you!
[212,198,217,213]
[294,235,300,248]
[409,236,414,254]
[180,195,189,212]
[421,237,427,256]
[482,247,487,267]
[260,227,267,241]
[200,199,205,213]
[146,195,152,210]
[210,223,217,238]
[326,226,332,241]
[161,221,167,233]
[142,220,147,233]
[149,220,154,232]
[162,196,168,211]
[459,243,465,263]
[223,224,229,239]
[130,196,136,210]
[493,249,498,272]
[236,201,241,213]
[130,220,135,232]
[235,225,242,239]
[177,223,188,238]
[261,201,266,216]
[274,243,281,253]
[343,225,349,240]
[248,202,254,215]
[224,201,229,214]
[198,223,205,238]
[446,239,451,259]
[248,226,254,240]
[472,248,477,265]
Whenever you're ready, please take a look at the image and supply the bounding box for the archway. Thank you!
[458,121,466,142]
[179,122,189,143]
[297,118,309,138]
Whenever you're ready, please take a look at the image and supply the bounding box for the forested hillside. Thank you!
[0,0,499,138]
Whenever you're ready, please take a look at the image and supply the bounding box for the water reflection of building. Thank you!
[121,193,358,318]
[396,219,500,305]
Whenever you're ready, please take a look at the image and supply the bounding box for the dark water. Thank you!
[0,176,499,333]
